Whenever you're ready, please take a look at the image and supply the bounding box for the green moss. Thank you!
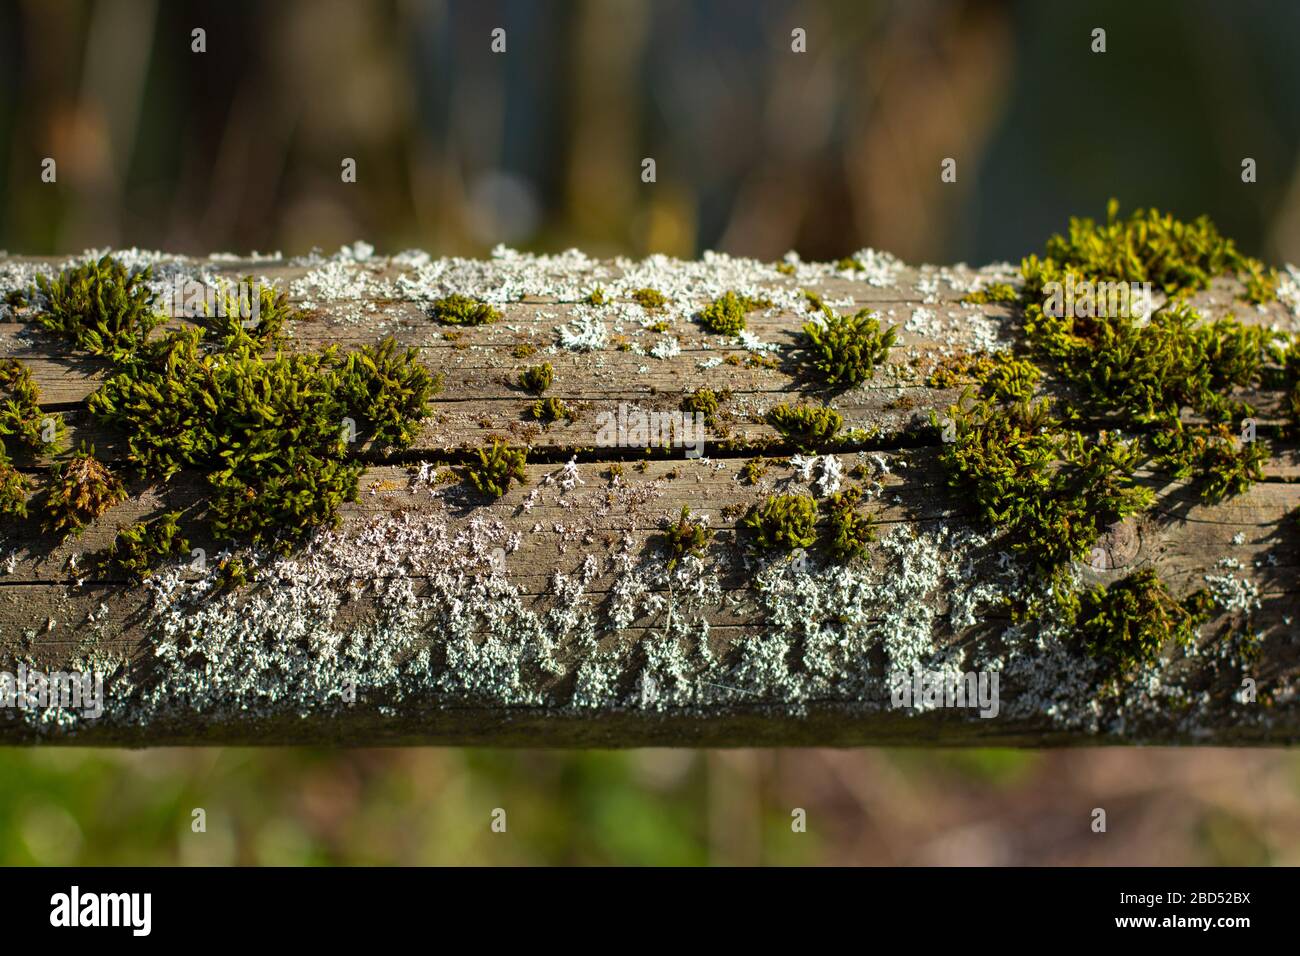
[1150,421,1268,503]
[0,458,30,518]
[430,293,501,326]
[681,387,727,425]
[0,357,62,518]
[1077,569,1214,671]
[20,256,434,562]
[977,353,1041,404]
[740,493,818,555]
[926,352,995,390]
[1012,203,1290,504]
[199,278,295,352]
[212,555,250,592]
[99,511,188,582]
[584,287,608,307]
[660,506,712,569]
[774,262,796,276]
[936,393,1153,571]
[24,255,167,360]
[0,357,64,454]
[518,362,554,395]
[337,337,440,448]
[823,487,876,560]
[739,458,769,485]
[766,402,842,451]
[632,287,668,310]
[511,343,538,359]
[798,306,897,391]
[529,396,575,426]
[698,291,772,335]
[1022,199,1271,301]
[42,443,125,537]
[464,440,527,498]
[961,282,1019,305]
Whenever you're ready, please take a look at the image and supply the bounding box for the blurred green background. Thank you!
[2,0,1300,866]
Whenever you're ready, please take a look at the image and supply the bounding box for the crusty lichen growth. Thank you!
[42,444,126,537]
[429,293,501,326]
[463,440,527,498]
[798,306,897,391]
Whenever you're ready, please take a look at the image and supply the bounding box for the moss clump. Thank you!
[740,494,818,555]
[212,555,250,592]
[698,291,772,335]
[529,396,575,426]
[430,293,501,326]
[198,279,295,352]
[90,337,363,550]
[1021,199,1274,302]
[960,282,1019,305]
[660,506,712,569]
[519,362,554,395]
[632,287,667,310]
[739,458,769,485]
[937,394,1153,571]
[1013,203,1291,503]
[0,357,64,454]
[1077,569,1214,671]
[42,444,125,537]
[511,343,538,359]
[583,287,608,307]
[798,306,897,391]
[100,511,188,582]
[0,460,30,519]
[823,487,876,560]
[21,256,434,561]
[464,441,527,498]
[926,352,996,390]
[24,255,167,360]
[681,387,728,426]
[1150,421,1268,503]
[337,337,440,448]
[766,402,842,451]
[0,357,63,517]
[977,353,1041,404]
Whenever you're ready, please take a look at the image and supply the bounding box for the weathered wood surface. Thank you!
[0,248,1297,745]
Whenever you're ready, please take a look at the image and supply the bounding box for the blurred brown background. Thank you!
[2,0,1300,866]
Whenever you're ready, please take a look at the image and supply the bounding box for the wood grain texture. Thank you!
[0,251,1296,746]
